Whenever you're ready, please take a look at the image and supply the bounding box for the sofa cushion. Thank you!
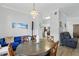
[63,32,71,39]
[0,38,8,47]
[0,38,5,44]
[14,36,21,44]
[1,42,8,47]
[11,42,20,51]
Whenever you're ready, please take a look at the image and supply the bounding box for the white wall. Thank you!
[0,7,8,38]
[0,7,33,38]
[59,10,68,33]
[67,17,79,37]
[0,6,44,38]
[0,6,60,42]
[50,8,60,42]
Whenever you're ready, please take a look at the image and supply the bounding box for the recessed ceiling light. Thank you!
[45,16,51,19]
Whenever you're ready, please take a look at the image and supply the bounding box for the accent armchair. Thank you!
[60,32,77,48]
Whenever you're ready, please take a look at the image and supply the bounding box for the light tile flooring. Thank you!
[57,40,79,56]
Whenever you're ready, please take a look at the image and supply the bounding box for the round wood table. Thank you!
[15,39,54,56]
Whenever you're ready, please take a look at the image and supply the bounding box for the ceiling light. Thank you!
[31,3,39,19]
[45,16,51,19]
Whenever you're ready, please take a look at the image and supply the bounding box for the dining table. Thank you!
[15,38,54,56]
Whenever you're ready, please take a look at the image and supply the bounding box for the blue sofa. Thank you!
[0,36,22,51]
[60,32,77,48]
[11,36,22,51]
[0,38,8,47]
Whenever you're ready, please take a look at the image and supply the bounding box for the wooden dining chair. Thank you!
[49,41,59,56]
[8,43,15,56]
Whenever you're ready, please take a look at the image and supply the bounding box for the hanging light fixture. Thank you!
[31,3,39,19]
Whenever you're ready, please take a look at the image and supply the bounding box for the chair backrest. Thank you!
[63,32,71,39]
[49,41,59,56]
[14,36,21,43]
[8,43,15,56]
[60,32,71,40]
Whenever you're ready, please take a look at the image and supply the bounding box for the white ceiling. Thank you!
[0,3,79,17]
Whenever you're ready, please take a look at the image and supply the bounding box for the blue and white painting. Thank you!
[12,22,28,29]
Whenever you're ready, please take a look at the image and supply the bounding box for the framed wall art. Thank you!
[12,22,28,29]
